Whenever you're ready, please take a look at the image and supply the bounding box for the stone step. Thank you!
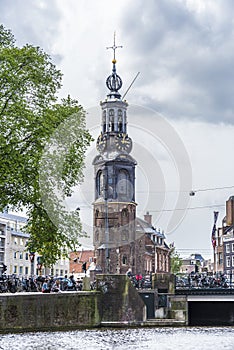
[101,319,186,327]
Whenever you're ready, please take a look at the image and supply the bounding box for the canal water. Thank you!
[0,327,233,350]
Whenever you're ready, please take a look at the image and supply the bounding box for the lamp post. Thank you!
[29,252,35,276]
[116,248,120,274]
[104,168,110,274]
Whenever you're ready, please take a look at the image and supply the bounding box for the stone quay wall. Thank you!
[0,275,147,333]
[0,291,101,333]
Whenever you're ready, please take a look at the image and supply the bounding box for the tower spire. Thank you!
[106,31,123,63]
[106,32,123,98]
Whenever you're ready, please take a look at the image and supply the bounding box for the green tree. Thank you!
[0,25,92,265]
[170,246,182,274]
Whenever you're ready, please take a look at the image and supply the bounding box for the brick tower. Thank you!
[93,35,137,273]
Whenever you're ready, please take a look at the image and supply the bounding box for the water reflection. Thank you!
[0,327,234,350]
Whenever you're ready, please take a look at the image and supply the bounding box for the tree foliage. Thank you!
[0,25,92,265]
[170,246,183,274]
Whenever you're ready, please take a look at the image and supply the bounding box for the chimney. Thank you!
[226,196,234,226]
[144,211,152,225]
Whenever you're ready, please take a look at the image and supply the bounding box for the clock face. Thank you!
[115,133,132,153]
[96,134,107,153]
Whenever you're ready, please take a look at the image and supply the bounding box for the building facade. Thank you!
[0,211,69,277]
[0,211,30,276]
[93,39,170,275]
[214,196,234,278]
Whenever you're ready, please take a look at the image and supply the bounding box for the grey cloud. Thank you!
[119,0,234,124]
[0,0,62,61]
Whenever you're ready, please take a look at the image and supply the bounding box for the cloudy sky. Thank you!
[2,0,234,258]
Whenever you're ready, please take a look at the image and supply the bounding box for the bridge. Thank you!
[173,274,234,325]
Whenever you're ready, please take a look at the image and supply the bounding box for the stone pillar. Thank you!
[82,276,91,291]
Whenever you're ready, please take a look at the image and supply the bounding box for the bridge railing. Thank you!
[175,272,234,291]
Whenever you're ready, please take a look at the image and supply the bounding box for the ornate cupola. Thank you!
[96,33,132,154]
[93,34,137,274]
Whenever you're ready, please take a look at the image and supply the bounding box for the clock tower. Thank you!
[93,35,137,274]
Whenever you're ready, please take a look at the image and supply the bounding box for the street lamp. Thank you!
[104,168,110,273]
[116,248,120,274]
[29,252,35,276]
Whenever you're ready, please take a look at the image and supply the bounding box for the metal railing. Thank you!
[175,272,234,294]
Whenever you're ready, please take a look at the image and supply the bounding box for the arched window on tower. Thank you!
[118,114,123,132]
[117,170,131,200]
[109,109,114,131]
[123,111,127,133]
[96,171,103,197]
[121,208,129,226]
[95,230,99,243]
[102,110,106,132]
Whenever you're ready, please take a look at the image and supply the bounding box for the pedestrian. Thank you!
[42,279,50,293]
[126,268,132,278]
[51,279,61,293]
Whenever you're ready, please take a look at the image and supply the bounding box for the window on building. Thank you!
[55,269,59,276]
[218,252,223,265]
[220,236,223,246]
[122,230,129,241]
[25,267,29,275]
[19,252,23,259]
[14,266,17,274]
[14,237,18,245]
[226,244,230,253]
[96,171,103,196]
[109,115,114,131]
[19,266,23,274]
[118,115,123,132]
[117,170,129,194]
[20,238,24,245]
[226,256,231,267]
[232,243,234,253]
[102,111,107,132]
[60,270,63,276]
[14,251,17,259]
[122,256,127,265]
[232,255,234,267]
[118,109,122,116]
[0,237,4,248]
[95,230,99,242]
[25,252,29,260]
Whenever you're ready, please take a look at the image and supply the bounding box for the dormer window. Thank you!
[118,109,122,116]
[109,109,114,116]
